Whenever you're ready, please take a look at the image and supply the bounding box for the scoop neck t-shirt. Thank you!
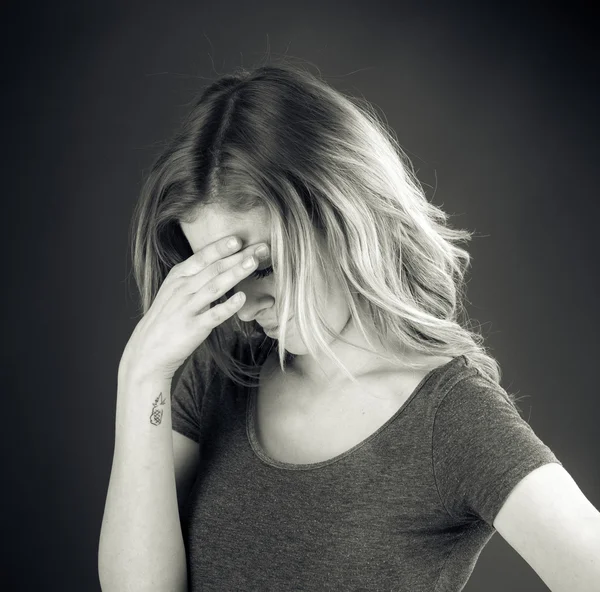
[170,336,562,591]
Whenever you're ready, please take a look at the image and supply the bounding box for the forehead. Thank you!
[180,204,271,253]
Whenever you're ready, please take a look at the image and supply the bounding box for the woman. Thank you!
[99,59,600,591]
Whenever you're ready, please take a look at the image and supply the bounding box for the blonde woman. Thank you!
[99,59,600,591]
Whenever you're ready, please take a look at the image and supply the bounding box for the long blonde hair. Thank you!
[129,56,513,403]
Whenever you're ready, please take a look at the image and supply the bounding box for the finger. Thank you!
[198,290,247,327]
[173,235,244,278]
[187,250,260,312]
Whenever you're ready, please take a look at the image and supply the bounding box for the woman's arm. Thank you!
[494,462,600,592]
[98,364,187,592]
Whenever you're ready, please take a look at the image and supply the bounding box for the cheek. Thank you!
[236,275,257,288]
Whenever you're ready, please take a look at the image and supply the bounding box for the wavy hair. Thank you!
[129,56,515,405]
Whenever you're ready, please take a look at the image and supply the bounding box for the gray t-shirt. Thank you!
[171,336,561,591]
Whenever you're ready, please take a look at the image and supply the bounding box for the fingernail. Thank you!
[242,256,256,269]
[255,245,269,258]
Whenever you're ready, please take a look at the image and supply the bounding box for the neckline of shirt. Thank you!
[244,346,466,471]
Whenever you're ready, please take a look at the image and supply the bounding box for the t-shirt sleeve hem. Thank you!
[171,420,201,443]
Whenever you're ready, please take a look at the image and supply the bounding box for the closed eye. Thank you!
[251,265,273,280]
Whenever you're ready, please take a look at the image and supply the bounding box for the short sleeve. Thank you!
[170,344,217,443]
[432,371,562,527]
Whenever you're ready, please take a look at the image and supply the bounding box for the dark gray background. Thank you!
[2,1,598,590]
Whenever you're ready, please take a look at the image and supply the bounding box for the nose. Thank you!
[235,291,275,324]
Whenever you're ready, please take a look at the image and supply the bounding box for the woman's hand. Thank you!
[121,235,268,381]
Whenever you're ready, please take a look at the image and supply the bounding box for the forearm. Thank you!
[98,368,187,592]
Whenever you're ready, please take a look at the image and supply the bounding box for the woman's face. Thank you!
[180,203,352,356]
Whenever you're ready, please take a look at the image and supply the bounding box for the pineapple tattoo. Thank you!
[149,392,167,426]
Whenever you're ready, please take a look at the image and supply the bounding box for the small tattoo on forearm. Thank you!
[150,392,166,426]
